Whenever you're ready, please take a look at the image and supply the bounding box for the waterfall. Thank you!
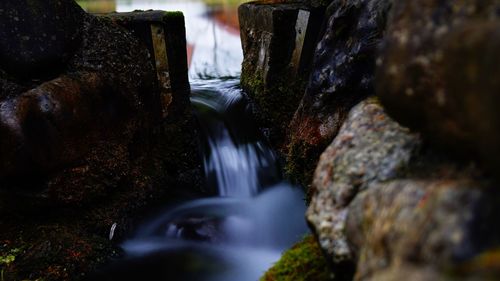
[87,2,308,280]
[90,78,308,281]
[190,79,280,197]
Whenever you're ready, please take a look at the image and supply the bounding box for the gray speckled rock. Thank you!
[307,98,421,263]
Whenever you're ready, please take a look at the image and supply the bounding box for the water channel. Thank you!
[79,1,309,280]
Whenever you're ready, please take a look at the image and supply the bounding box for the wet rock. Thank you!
[286,0,392,188]
[167,216,226,243]
[0,8,157,194]
[376,0,500,178]
[307,98,421,265]
[87,247,231,281]
[239,1,325,146]
[0,0,85,79]
[0,6,198,201]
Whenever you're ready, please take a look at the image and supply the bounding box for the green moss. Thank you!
[0,248,21,266]
[284,138,315,199]
[242,60,315,191]
[241,62,307,148]
[261,235,334,281]
[240,70,265,97]
[163,11,185,19]
[0,247,22,281]
[284,131,332,202]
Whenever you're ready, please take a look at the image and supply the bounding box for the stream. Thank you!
[81,0,309,280]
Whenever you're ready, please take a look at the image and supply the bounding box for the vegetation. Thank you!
[261,235,334,281]
[0,247,21,281]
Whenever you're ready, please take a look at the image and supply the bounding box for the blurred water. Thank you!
[90,78,308,281]
[120,185,307,281]
[191,79,281,197]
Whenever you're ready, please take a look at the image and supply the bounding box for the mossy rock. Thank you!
[261,235,334,281]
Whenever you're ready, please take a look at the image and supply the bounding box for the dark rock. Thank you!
[376,0,500,179]
[0,224,117,281]
[0,11,157,193]
[288,0,334,8]
[286,0,392,189]
[0,0,85,79]
[239,1,325,147]
[87,247,231,281]
[167,216,226,243]
[0,8,198,201]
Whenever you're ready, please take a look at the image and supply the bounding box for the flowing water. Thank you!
[81,1,309,280]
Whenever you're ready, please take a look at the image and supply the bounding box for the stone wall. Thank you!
[239,0,326,148]
[0,2,203,280]
[240,0,500,280]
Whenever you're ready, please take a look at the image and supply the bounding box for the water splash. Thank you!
[191,79,280,197]
[121,185,307,281]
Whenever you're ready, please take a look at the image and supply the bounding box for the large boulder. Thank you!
[286,0,392,188]
[0,5,198,202]
[376,0,500,179]
[308,98,500,280]
[0,0,158,192]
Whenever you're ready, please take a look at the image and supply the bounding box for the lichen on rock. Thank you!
[307,98,421,264]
